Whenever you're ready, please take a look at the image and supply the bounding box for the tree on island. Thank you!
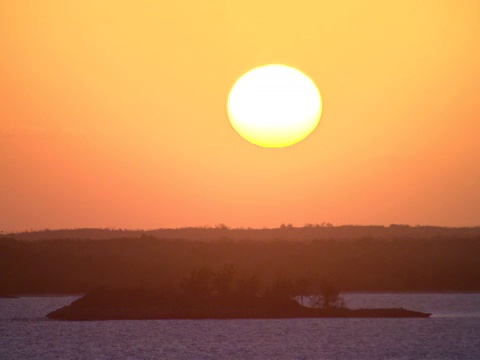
[292,275,345,309]
[312,279,345,309]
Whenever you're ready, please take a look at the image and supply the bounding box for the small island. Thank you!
[47,267,430,320]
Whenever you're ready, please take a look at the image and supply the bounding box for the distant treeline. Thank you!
[1,235,480,295]
[2,225,480,241]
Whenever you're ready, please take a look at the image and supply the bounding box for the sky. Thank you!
[1,1,479,232]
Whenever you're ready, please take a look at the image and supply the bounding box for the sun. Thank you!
[227,64,322,148]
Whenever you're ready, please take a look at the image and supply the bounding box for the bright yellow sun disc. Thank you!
[227,64,322,148]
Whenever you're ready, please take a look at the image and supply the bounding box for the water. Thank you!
[1,294,480,359]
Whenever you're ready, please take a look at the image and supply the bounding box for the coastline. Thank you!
[46,290,431,321]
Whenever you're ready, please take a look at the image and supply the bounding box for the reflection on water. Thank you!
[1,293,480,359]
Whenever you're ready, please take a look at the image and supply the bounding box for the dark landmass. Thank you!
[1,231,480,295]
[47,288,430,321]
[3,225,480,241]
[0,294,18,298]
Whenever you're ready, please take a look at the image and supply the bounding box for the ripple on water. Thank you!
[1,294,480,359]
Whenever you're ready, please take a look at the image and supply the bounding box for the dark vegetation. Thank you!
[3,224,480,241]
[1,227,480,295]
[47,267,324,320]
[46,268,430,320]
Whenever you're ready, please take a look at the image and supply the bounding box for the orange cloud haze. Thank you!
[1,1,479,231]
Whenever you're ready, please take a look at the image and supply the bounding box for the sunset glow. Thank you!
[0,1,479,231]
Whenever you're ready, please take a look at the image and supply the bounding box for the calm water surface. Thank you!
[1,294,480,359]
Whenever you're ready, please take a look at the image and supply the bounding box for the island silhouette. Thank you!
[47,267,430,320]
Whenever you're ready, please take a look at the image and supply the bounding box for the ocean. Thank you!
[1,293,480,359]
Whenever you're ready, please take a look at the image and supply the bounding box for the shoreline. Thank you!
[4,291,480,298]
[47,307,432,321]
[45,290,432,321]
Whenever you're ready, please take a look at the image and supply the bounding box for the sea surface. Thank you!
[1,293,480,359]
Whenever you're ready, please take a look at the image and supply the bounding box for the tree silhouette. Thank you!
[313,279,345,309]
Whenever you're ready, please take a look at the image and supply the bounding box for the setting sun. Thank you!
[227,64,322,148]
[1,0,479,229]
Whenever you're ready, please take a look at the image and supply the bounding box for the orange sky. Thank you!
[1,1,479,232]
